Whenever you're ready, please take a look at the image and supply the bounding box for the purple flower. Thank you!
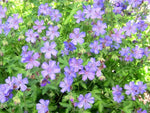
[92,20,107,36]
[3,22,11,36]
[132,46,144,59]
[64,66,76,78]
[7,14,23,30]
[36,99,49,113]
[96,69,102,77]
[69,58,83,72]
[25,29,39,43]
[38,3,49,16]
[124,82,139,96]
[137,21,148,31]
[74,10,85,23]
[40,78,50,87]
[69,28,86,45]
[143,47,150,57]
[111,28,124,43]
[76,93,94,110]
[113,7,122,14]
[137,108,147,113]
[14,74,28,92]
[137,33,142,39]
[0,6,7,18]
[79,65,95,81]
[21,51,40,69]
[42,36,47,41]
[123,21,137,36]
[137,81,147,94]
[59,76,73,93]
[112,85,122,95]
[93,0,104,8]
[5,76,15,90]
[99,36,112,47]
[33,20,46,33]
[113,92,124,103]
[0,19,3,34]
[51,9,62,22]
[0,84,13,103]
[83,5,93,19]
[21,45,28,57]
[119,47,131,56]
[89,40,102,54]
[46,25,60,40]
[61,48,69,56]
[91,7,104,19]
[64,41,76,51]
[124,54,133,62]
[87,58,100,72]
[41,61,60,80]
[47,7,53,16]
[41,41,57,59]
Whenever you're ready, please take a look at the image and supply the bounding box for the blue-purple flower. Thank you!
[51,9,62,22]
[119,47,131,56]
[41,41,57,59]
[91,7,104,19]
[123,21,137,36]
[79,65,95,81]
[36,99,49,113]
[25,29,39,43]
[89,40,102,54]
[76,93,94,110]
[64,41,76,51]
[87,58,100,72]
[124,81,139,96]
[21,45,28,57]
[41,61,60,80]
[38,3,49,16]
[33,20,46,33]
[113,92,124,103]
[59,76,73,93]
[74,10,85,23]
[83,5,93,19]
[14,74,28,92]
[137,108,147,113]
[112,85,124,103]
[40,78,50,87]
[46,25,60,40]
[92,20,107,36]
[64,66,76,78]
[69,28,86,45]
[21,51,40,69]
[69,58,83,72]
[0,84,13,103]
[0,6,7,18]
[7,14,23,30]
[132,46,144,59]
[137,81,147,94]
[3,22,11,36]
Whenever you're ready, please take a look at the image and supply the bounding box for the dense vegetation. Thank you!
[0,0,150,113]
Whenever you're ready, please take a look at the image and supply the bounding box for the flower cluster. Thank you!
[0,74,28,103]
[38,3,62,22]
[74,0,105,22]
[112,81,147,104]
[112,85,124,103]
[0,5,23,36]
[119,46,150,61]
